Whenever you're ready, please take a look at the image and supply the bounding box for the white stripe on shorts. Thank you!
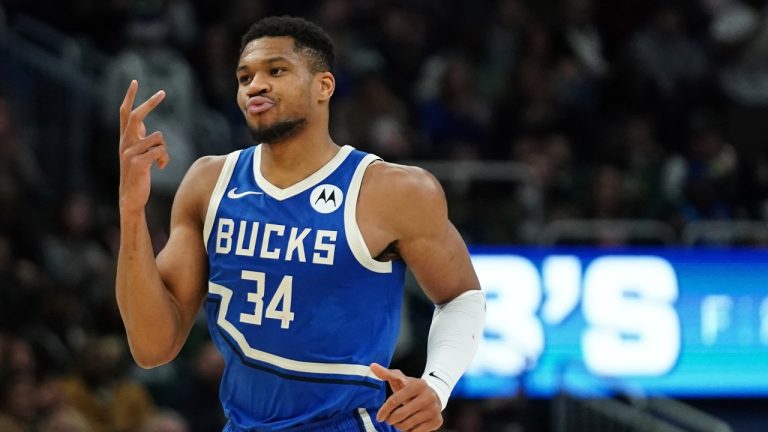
[358,408,377,432]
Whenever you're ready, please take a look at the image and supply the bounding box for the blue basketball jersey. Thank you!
[203,145,406,431]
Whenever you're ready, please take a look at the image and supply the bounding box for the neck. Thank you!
[259,128,339,189]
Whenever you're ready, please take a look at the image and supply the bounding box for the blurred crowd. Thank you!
[1,0,768,430]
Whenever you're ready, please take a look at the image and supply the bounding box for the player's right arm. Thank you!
[116,80,220,368]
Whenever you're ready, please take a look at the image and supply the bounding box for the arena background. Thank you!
[1,0,768,430]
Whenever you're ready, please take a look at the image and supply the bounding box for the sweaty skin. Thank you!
[116,36,479,432]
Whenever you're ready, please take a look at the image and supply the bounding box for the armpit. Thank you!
[374,240,402,262]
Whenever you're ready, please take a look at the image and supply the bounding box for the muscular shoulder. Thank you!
[359,161,447,240]
[185,154,227,187]
[175,154,228,224]
[362,162,445,209]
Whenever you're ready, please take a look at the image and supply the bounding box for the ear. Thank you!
[316,72,335,103]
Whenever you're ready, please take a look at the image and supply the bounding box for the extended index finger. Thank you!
[125,89,166,132]
[371,363,407,385]
[119,80,138,134]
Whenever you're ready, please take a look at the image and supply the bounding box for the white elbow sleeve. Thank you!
[421,289,485,410]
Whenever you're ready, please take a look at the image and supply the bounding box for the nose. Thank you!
[246,74,271,96]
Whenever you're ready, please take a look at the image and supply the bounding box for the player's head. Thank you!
[237,16,336,145]
[240,16,335,74]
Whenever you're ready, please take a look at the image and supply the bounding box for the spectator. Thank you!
[142,410,189,432]
[0,235,44,332]
[418,56,492,159]
[621,115,669,219]
[583,164,634,220]
[512,133,580,223]
[0,372,38,432]
[628,5,710,151]
[40,406,92,432]
[42,193,111,296]
[710,1,768,213]
[0,93,46,261]
[662,120,741,224]
[173,341,225,432]
[493,22,561,149]
[630,5,708,99]
[54,336,155,432]
[478,0,529,103]
[40,192,113,348]
[0,94,44,200]
[333,73,414,160]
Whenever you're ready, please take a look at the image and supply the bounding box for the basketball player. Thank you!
[116,16,484,432]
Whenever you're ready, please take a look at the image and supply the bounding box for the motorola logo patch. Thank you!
[310,184,343,214]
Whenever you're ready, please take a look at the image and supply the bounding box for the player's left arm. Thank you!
[368,164,485,432]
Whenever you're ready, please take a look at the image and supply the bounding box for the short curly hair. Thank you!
[240,16,335,74]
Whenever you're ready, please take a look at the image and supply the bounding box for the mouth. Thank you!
[246,96,275,114]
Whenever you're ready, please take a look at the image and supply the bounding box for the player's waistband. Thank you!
[223,408,393,432]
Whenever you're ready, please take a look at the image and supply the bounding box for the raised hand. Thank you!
[118,80,169,215]
[371,363,443,432]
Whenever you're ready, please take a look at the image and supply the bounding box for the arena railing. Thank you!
[640,397,732,432]
[552,393,732,432]
[538,219,678,246]
[401,159,543,243]
[1,12,232,193]
[0,13,97,191]
[682,220,768,246]
[401,159,537,192]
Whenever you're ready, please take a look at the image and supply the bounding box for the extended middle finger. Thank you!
[119,80,138,135]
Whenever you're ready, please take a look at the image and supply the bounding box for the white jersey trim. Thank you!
[253,144,354,201]
[203,151,242,251]
[357,408,377,432]
[209,281,383,381]
[344,154,392,274]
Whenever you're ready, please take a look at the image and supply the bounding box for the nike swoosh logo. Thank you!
[227,188,264,199]
[428,371,449,386]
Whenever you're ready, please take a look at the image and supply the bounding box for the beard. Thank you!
[248,118,307,144]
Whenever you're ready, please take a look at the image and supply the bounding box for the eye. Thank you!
[270,68,286,77]
[238,75,251,85]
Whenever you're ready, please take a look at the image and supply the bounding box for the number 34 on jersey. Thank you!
[236,270,295,329]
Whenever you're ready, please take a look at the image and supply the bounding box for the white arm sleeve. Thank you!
[420,289,485,410]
